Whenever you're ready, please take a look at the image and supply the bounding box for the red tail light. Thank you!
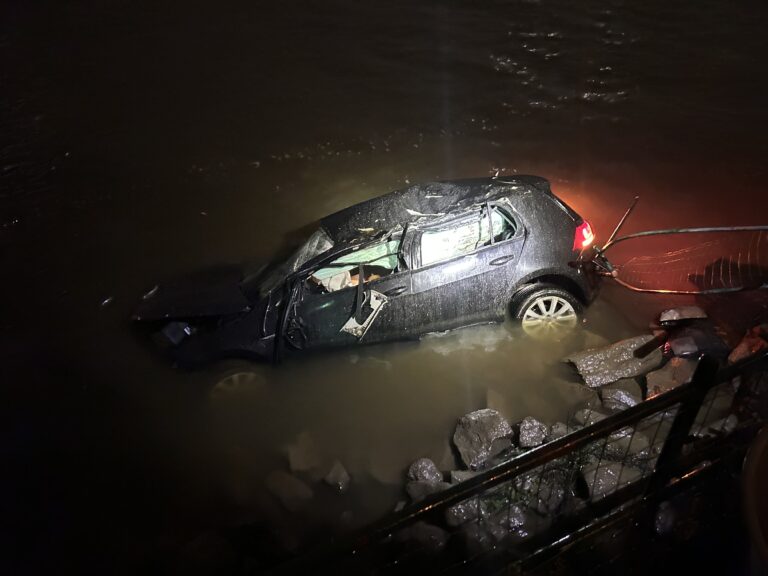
[574,221,595,251]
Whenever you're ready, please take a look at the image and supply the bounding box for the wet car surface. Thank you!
[134,176,598,365]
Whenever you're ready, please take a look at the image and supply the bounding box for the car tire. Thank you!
[510,283,583,340]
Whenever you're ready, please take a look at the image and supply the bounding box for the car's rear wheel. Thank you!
[511,284,582,340]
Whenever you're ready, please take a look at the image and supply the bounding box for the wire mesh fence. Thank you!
[270,351,767,575]
[601,227,768,294]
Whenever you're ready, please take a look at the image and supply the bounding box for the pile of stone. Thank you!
[399,408,565,552]
[396,306,766,553]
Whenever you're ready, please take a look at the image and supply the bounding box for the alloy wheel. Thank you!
[521,295,578,339]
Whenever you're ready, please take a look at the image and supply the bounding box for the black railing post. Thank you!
[647,354,719,492]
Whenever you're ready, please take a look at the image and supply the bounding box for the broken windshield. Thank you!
[247,228,335,296]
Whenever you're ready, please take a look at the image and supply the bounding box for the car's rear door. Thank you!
[406,205,526,333]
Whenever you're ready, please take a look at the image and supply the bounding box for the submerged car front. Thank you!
[132,228,336,366]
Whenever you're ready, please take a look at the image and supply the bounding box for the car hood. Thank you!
[133,266,251,321]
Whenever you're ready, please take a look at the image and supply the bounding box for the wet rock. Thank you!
[659,306,707,323]
[324,460,351,493]
[397,521,449,552]
[669,336,699,357]
[503,504,530,535]
[407,458,443,483]
[265,471,313,512]
[600,379,643,412]
[565,335,664,387]
[514,468,568,514]
[406,480,451,502]
[581,461,642,500]
[728,329,768,364]
[450,470,479,484]
[453,409,513,469]
[489,437,514,458]
[446,497,480,527]
[647,357,699,398]
[518,416,549,448]
[694,414,738,438]
[669,321,730,360]
[604,427,651,461]
[546,422,570,442]
[573,408,608,427]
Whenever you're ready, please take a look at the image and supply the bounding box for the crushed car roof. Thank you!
[319,176,552,244]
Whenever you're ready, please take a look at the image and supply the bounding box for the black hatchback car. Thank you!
[133,176,599,365]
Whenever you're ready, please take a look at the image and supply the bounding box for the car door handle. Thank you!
[384,285,407,297]
[489,255,515,266]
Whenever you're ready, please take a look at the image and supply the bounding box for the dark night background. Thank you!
[2,1,768,574]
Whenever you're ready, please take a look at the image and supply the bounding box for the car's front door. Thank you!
[283,238,413,350]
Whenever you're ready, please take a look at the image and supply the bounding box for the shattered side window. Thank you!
[310,240,400,292]
[421,219,482,266]
[420,208,515,266]
[481,208,516,243]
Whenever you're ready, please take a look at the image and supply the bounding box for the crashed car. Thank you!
[133,176,601,365]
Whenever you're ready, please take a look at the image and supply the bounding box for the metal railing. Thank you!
[270,349,768,575]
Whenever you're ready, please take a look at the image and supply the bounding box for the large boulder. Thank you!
[565,335,664,388]
[646,357,699,398]
[453,409,513,469]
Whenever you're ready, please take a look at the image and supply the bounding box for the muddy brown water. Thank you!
[3,0,768,572]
